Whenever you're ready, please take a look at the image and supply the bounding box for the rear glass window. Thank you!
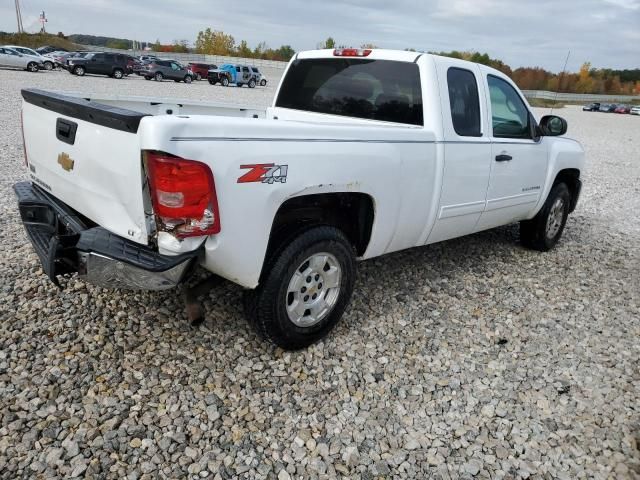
[447,68,481,137]
[276,58,423,126]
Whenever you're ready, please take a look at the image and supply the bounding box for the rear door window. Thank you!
[447,68,481,137]
[276,58,423,126]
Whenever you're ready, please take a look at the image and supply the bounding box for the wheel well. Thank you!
[553,168,581,212]
[267,193,375,259]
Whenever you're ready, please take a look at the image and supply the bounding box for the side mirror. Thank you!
[539,115,567,136]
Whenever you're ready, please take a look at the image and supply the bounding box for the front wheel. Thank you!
[260,79,267,86]
[184,75,193,84]
[520,182,571,251]
[27,62,39,72]
[73,66,85,76]
[43,61,53,71]
[195,73,201,81]
[244,226,356,350]
[221,77,229,87]
[208,79,217,85]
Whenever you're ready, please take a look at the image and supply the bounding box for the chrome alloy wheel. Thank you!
[545,198,565,239]
[286,252,341,327]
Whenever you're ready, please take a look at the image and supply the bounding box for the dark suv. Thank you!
[143,60,194,83]
[67,52,130,78]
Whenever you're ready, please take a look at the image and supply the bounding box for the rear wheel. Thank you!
[195,73,202,81]
[243,226,356,350]
[520,182,571,251]
[144,76,151,80]
[27,62,39,73]
[248,78,256,88]
[112,68,124,79]
[221,77,229,87]
[155,72,163,81]
[73,66,85,76]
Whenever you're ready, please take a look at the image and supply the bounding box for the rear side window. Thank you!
[276,58,423,126]
[447,68,481,137]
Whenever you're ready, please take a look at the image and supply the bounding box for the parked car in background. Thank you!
[67,52,130,78]
[630,106,640,116]
[0,46,42,72]
[600,104,618,113]
[36,45,67,55]
[46,51,82,69]
[210,64,259,87]
[614,105,630,114]
[250,66,268,86]
[143,59,194,83]
[207,65,232,86]
[187,62,216,81]
[2,46,55,70]
[139,55,158,62]
[582,102,600,111]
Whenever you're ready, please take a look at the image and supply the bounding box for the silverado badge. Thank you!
[57,152,74,172]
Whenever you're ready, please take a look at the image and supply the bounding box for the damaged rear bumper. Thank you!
[13,181,198,290]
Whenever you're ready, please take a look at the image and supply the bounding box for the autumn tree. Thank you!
[195,28,235,55]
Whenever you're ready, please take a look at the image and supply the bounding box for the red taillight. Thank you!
[333,48,372,57]
[20,109,28,167]
[145,151,220,238]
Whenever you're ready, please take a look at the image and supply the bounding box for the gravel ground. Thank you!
[0,67,639,480]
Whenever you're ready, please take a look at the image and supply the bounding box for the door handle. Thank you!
[495,154,512,162]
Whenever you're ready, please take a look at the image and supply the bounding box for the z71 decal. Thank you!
[238,164,288,184]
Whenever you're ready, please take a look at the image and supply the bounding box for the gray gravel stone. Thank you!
[0,68,638,480]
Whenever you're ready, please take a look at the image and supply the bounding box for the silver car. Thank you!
[0,47,42,72]
[2,45,54,70]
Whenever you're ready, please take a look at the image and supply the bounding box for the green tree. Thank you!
[318,37,336,49]
[236,40,252,57]
[195,28,235,55]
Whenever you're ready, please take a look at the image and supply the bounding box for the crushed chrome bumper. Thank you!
[13,181,199,290]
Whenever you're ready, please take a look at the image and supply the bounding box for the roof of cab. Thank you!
[296,49,424,63]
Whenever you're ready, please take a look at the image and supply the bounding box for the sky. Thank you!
[2,0,639,71]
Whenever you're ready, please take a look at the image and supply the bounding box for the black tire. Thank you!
[520,182,571,251]
[260,79,267,86]
[154,72,163,81]
[113,68,124,79]
[236,83,243,87]
[184,75,193,84]
[144,76,151,80]
[221,76,229,87]
[43,61,53,71]
[208,79,216,85]
[73,66,85,76]
[244,226,356,350]
[195,73,202,81]
[248,79,256,88]
[27,62,39,72]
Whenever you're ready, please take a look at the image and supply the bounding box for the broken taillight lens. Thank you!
[145,151,220,238]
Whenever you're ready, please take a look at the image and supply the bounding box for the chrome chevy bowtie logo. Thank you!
[57,152,74,172]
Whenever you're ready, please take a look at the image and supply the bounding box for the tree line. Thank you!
[25,31,638,95]
[433,50,640,95]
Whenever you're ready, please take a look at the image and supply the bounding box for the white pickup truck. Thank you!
[14,48,584,349]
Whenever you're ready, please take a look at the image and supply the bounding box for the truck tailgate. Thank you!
[21,88,150,245]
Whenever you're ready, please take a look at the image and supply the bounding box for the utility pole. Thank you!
[15,0,24,33]
[39,11,48,33]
